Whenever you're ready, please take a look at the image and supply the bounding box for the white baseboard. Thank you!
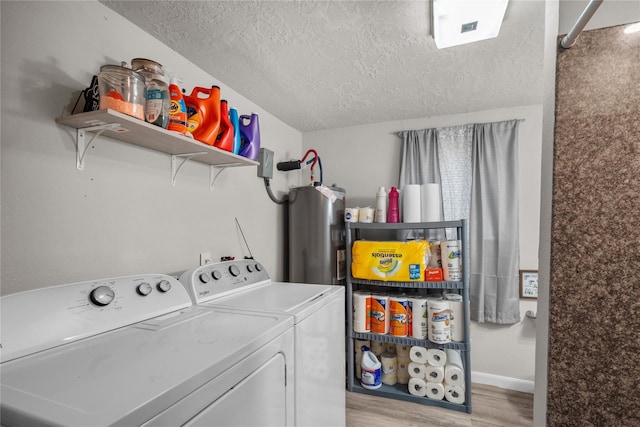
[471,371,534,394]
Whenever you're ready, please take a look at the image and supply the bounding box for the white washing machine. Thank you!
[179,259,346,427]
[0,274,294,426]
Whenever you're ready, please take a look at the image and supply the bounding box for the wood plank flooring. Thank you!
[346,383,533,427]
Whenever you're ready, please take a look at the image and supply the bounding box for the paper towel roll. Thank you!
[385,342,397,354]
[441,240,462,281]
[426,348,447,367]
[444,349,465,387]
[421,183,442,222]
[408,297,428,339]
[389,296,409,337]
[381,353,397,374]
[402,184,422,223]
[409,346,429,363]
[408,362,427,379]
[408,378,427,397]
[381,371,398,386]
[370,294,390,335]
[397,358,411,384]
[428,299,451,344]
[395,344,411,358]
[444,293,464,341]
[425,365,445,383]
[444,384,466,404]
[425,382,445,400]
[370,340,386,356]
[352,291,371,333]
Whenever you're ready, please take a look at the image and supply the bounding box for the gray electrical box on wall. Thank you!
[257,148,274,179]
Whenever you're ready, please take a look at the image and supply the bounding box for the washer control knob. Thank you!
[157,280,171,293]
[247,264,254,273]
[90,286,115,306]
[255,263,262,272]
[212,270,222,280]
[137,282,153,296]
[229,265,240,277]
[199,273,211,284]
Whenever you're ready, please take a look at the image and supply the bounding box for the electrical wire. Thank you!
[264,178,289,204]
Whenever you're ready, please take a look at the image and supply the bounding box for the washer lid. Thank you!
[205,282,344,322]
[0,306,292,427]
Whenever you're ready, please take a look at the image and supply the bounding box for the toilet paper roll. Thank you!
[444,349,465,387]
[359,206,374,223]
[444,293,464,341]
[385,343,397,354]
[370,340,386,356]
[408,297,428,339]
[441,240,462,281]
[425,365,445,383]
[382,372,398,386]
[408,378,427,397]
[425,381,445,400]
[421,183,442,222]
[395,344,411,358]
[444,384,466,404]
[409,346,429,363]
[397,372,411,385]
[402,184,422,223]
[352,291,371,333]
[408,362,427,379]
[426,348,447,367]
[381,353,397,375]
[344,207,359,222]
[397,358,410,384]
[428,299,451,344]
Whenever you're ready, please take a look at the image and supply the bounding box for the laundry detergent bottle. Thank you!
[387,186,400,223]
[229,107,241,154]
[214,100,234,152]
[238,113,260,161]
[183,85,221,145]
[167,75,187,135]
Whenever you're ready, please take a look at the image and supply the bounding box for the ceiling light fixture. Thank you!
[431,0,509,49]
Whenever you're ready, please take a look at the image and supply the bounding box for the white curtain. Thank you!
[398,120,521,324]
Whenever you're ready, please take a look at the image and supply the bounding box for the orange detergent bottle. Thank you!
[183,86,221,145]
[214,100,234,152]
[167,75,187,134]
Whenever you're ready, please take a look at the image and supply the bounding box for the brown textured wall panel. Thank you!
[549,24,640,426]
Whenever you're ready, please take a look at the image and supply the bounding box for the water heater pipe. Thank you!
[560,0,603,49]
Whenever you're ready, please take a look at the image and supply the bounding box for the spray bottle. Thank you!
[167,75,187,135]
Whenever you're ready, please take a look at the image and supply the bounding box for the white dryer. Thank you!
[179,259,346,427]
[0,274,294,426]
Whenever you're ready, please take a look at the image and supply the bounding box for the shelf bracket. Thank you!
[209,162,242,191]
[76,123,121,170]
[171,152,207,186]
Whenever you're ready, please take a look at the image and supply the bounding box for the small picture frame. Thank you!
[519,270,538,299]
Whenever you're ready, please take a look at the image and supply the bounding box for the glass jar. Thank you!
[131,58,170,129]
[98,64,146,121]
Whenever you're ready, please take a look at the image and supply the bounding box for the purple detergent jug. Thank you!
[239,113,260,161]
[229,107,241,155]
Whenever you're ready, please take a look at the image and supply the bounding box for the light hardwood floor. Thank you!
[346,383,533,427]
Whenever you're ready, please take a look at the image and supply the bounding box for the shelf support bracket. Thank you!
[171,152,207,186]
[209,162,243,191]
[76,123,121,170]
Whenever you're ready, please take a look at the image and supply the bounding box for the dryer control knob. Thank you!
[212,270,222,280]
[90,286,115,306]
[137,282,153,296]
[247,264,254,273]
[199,273,211,283]
[157,280,171,292]
[229,265,240,277]
[255,263,262,272]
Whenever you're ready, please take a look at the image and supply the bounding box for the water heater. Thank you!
[288,185,346,285]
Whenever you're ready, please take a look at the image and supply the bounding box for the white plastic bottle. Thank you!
[374,186,387,223]
[360,346,382,390]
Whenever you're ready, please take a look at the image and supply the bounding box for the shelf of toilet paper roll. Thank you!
[56,109,258,168]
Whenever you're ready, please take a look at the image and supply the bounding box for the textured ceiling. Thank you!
[100,0,546,132]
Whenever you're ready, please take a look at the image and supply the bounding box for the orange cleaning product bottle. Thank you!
[214,100,234,152]
[167,75,187,134]
[183,86,221,145]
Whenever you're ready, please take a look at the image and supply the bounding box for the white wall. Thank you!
[304,105,542,386]
[0,1,302,295]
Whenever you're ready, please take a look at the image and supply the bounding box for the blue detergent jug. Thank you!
[239,113,260,161]
[229,108,241,155]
